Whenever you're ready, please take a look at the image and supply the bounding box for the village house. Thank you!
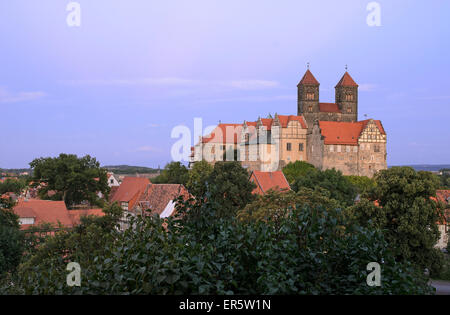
[435,190,450,250]
[249,170,291,195]
[12,199,104,230]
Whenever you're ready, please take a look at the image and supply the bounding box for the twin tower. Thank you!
[297,69,359,127]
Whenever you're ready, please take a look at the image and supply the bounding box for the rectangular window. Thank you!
[299,143,304,151]
[337,145,341,153]
[374,145,380,152]
[329,145,334,152]
[19,217,35,225]
[346,146,350,153]
[121,202,129,211]
[353,146,358,153]
[287,143,292,151]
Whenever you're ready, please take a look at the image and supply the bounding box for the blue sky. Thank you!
[0,0,449,168]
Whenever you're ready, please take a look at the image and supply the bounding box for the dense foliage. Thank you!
[439,168,450,189]
[345,175,377,196]
[205,162,256,218]
[292,168,357,207]
[0,178,28,195]
[1,198,433,295]
[151,162,189,185]
[347,167,444,275]
[186,160,213,199]
[30,154,109,208]
[282,161,316,184]
[0,198,23,277]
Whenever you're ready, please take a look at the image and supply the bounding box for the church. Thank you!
[190,68,387,177]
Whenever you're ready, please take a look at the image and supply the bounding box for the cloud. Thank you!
[359,83,377,92]
[63,77,280,91]
[0,87,46,104]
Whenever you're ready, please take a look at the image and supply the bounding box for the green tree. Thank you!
[206,161,256,218]
[0,178,27,195]
[347,167,444,274]
[292,168,357,207]
[282,161,316,184]
[4,201,433,295]
[237,187,340,225]
[29,154,109,208]
[345,175,377,196]
[151,162,189,185]
[439,168,450,189]
[0,198,23,277]
[186,160,213,199]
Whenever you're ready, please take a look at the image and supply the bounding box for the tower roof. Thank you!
[298,69,319,86]
[336,71,358,87]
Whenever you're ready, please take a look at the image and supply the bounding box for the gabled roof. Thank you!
[138,184,191,217]
[259,118,273,130]
[319,103,341,113]
[250,171,291,195]
[14,199,73,229]
[298,69,319,86]
[318,119,385,145]
[111,177,150,209]
[202,123,242,144]
[277,115,308,129]
[335,71,358,87]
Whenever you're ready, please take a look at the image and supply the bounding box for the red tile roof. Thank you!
[202,124,242,144]
[298,69,319,86]
[437,190,450,205]
[277,115,308,129]
[14,199,73,229]
[319,103,341,113]
[111,177,150,210]
[138,184,191,217]
[319,119,385,145]
[335,71,358,87]
[68,208,105,226]
[250,171,291,195]
[259,118,273,130]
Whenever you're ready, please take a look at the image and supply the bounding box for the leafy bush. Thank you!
[2,199,433,295]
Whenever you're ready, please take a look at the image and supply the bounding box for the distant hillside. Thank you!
[103,165,159,174]
[0,168,32,175]
[389,165,450,172]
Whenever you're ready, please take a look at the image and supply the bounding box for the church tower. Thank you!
[335,71,358,122]
[297,68,320,126]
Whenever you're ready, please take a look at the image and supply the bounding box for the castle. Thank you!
[190,68,387,177]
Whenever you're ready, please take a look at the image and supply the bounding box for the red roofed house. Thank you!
[135,184,191,218]
[13,199,104,230]
[110,177,150,212]
[249,171,291,195]
[435,190,450,249]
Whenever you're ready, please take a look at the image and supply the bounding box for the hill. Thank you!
[389,165,450,172]
[103,165,159,174]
